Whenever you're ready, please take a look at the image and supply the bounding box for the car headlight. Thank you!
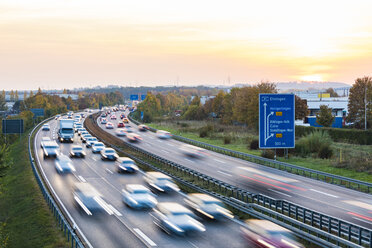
[164,220,184,233]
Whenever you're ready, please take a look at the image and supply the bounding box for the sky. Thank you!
[0,0,371,90]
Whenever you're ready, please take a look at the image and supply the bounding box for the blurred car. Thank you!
[144,172,180,193]
[42,124,50,131]
[152,202,205,235]
[80,113,85,118]
[110,115,117,120]
[180,144,207,158]
[126,133,142,142]
[55,154,76,173]
[92,142,105,153]
[86,137,98,148]
[156,130,172,139]
[73,182,113,216]
[120,113,125,119]
[105,122,114,129]
[100,118,107,124]
[79,130,89,137]
[81,133,92,143]
[116,157,138,173]
[122,184,157,209]
[78,129,87,136]
[123,118,129,123]
[70,145,86,158]
[123,127,133,133]
[241,219,304,248]
[138,124,149,131]
[42,141,60,158]
[100,148,119,161]
[184,193,233,220]
[117,122,125,128]
[40,137,52,148]
[55,114,61,120]
[74,124,83,132]
[115,129,127,137]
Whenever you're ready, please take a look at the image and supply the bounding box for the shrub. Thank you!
[199,129,208,138]
[318,144,333,159]
[295,130,333,159]
[261,149,275,159]
[223,136,232,144]
[249,139,259,150]
[181,123,189,128]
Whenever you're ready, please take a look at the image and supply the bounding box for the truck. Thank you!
[58,119,74,143]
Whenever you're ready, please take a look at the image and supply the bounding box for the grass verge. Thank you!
[0,131,68,248]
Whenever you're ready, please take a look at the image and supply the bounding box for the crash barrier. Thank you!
[128,112,372,195]
[89,113,371,248]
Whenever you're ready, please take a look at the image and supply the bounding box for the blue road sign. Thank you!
[2,119,24,134]
[259,94,295,149]
[30,108,44,117]
[141,94,147,100]
[130,94,139,101]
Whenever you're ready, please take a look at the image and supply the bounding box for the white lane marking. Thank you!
[352,217,372,225]
[133,228,157,247]
[268,189,292,198]
[214,158,226,164]
[184,158,195,163]
[161,149,169,154]
[343,200,372,211]
[148,136,154,139]
[217,171,232,177]
[108,204,122,216]
[237,167,298,183]
[92,157,97,161]
[188,241,199,248]
[310,189,339,198]
[106,168,114,174]
[78,176,87,182]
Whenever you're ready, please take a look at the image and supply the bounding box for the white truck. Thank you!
[58,119,74,143]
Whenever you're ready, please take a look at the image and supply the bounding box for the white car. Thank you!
[85,137,98,148]
[55,155,76,173]
[115,129,127,137]
[105,122,114,129]
[92,142,105,153]
[180,144,207,158]
[70,145,86,158]
[156,130,172,139]
[116,157,138,173]
[42,124,50,131]
[122,184,157,209]
[100,148,118,161]
[144,172,180,193]
[40,137,51,148]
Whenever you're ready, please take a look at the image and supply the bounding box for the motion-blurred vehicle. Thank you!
[42,141,60,158]
[126,133,142,142]
[55,114,61,120]
[86,137,98,148]
[73,182,113,216]
[115,129,127,137]
[184,193,233,220]
[138,124,149,131]
[55,154,76,173]
[117,122,125,128]
[105,122,114,129]
[122,184,157,209]
[123,127,133,133]
[152,202,206,235]
[180,144,207,158]
[100,148,118,161]
[92,142,105,153]
[120,113,125,119]
[78,129,87,136]
[123,118,129,123]
[80,113,85,118]
[116,157,138,173]
[74,124,83,132]
[241,219,304,248]
[42,124,50,131]
[70,145,86,158]
[100,118,107,124]
[144,172,180,193]
[110,115,117,120]
[40,137,51,148]
[81,133,92,143]
[156,130,172,139]
[100,113,107,118]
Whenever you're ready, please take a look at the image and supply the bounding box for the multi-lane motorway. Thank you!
[34,114,247,248]
[98,111,372,230]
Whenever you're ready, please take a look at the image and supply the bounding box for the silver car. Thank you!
[92,142,105,153]
[55,155,76,173]
[122,184,157,209]
[144,172,180,193]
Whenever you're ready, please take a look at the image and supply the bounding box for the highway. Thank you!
[34,114,247,248]
[97,111,372,230]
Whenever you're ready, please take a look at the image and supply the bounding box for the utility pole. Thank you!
[365,85,367,130]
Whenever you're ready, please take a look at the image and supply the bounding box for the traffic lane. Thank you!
[97,119,372,228]
[49,121,246,248]
[36,121,148,248]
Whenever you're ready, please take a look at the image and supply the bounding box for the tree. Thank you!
[37,87,42,94]
[15,90,19,101]
[23,91,27,100]
[1,90,5,99]
[0,94,6,111]
[9,90,14,101]
[29,90,34,98]
[212,90,225,117]
[63,89,67,94]
[347,76,372,129]
[316,105,335,127]
[295,95,309,120]
[325,88,339,97]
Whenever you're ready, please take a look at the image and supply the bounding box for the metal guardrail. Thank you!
[29,117,85,248]
[93,113,370,248]
[128,112,372,194]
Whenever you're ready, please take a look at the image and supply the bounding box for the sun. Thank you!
[300,74,324,82]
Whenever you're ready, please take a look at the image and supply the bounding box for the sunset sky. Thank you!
[0,0,371,90]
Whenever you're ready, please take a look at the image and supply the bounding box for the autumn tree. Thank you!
[29,90,34,98]
[9,90,14,101]
[295,95,309,120]
[212,90,225,117]
[316,105,335,127]
[0,94,6,111]
[23,91,27,100]
[15,90,19,101]
[1,90,5,99]
[37,87,42,94]
[325,88,339,97]
[347,76,372,129]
